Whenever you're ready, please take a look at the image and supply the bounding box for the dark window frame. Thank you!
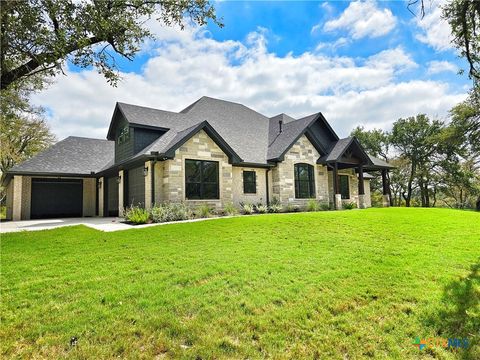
[117,126,130,144]
[185,159,219,200]
[243,171,256,194]
[340,175,350,199]
[294,163,316,199]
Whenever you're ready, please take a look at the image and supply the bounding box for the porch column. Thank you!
[118,170,125,216]
[358,165,366,209]
[333,162,342,210]
[98,177,104,217]
[144,161,152,209]
[381,169,390,207]
[12,175,23,221]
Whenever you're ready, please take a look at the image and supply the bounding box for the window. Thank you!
[117,126,130,144]
[185,159,219,199]
[243,171,256,194]
[340,175,350,199]
[294,163,315,198]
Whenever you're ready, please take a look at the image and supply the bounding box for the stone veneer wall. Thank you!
[82,178,96,216]
[5,178,13,220]
[232,167,268,205]
[160,129,233,209]
[271,135,329,206]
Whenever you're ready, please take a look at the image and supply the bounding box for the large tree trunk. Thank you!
[476,196,480,211]
[405,161,416,207]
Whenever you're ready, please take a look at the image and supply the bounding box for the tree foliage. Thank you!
[0,89,55,175]
[443,0,480,83]
[0,0,221,90]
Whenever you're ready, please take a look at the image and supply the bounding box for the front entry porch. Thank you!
[319,137,394,210]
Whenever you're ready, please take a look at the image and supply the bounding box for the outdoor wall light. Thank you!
[143,167,148,177]
[116,175,122,184]
[97,179,102,189]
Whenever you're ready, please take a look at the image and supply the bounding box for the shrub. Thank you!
[306,199,319,212]
[319,202,331,211]
[270,196,281,206]
[196,204,212,218]
[124,206,150,224]
[256,204,268,214]
[269,203,283,213]
[343,202,357,210]
[241,203,254,215]
[223,202,238,216]
[151,203,193,223]
[285,203,300,213]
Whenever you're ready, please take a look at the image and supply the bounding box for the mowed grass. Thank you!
[1,208,479,359]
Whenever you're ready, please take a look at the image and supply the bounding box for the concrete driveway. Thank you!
[0,217,131,233]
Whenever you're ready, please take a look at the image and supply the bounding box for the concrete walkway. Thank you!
[0,215,243,233]
[0,217,132,233]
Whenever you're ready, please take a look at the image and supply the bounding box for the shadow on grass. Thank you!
[427,259,480,359]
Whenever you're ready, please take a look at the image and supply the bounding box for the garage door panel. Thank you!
[31,179,83,219]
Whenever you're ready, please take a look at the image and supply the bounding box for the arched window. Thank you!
[294,163,315,199]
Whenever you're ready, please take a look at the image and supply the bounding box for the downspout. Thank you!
[151,159,156,206]
[266,169,270,206]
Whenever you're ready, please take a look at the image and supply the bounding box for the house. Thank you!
[3,96,393,220]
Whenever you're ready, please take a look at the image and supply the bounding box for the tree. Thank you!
[0,89,55,175]
[410,0,480,84]
[350,126,389,161]
[0,0,221,90]
[390,115,443,207]
[442,0,480,84]
[350,126,393,204]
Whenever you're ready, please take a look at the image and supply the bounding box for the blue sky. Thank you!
[34,0,470,140]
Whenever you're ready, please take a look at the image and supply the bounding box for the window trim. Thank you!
[184,159,220,200]
[339,175,350,199]
[294,163,316,199]
[117,126,130,145]
[243,170,257,194]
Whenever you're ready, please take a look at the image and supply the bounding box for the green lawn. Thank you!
[1,208,479,359]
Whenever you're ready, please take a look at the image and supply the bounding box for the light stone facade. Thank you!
[7,130,375,220]
[270,135,329,206]
[232,167,268,205]
[158,129,233,209]
[82,178,96,217]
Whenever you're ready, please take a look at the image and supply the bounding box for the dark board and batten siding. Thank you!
[106,176,119,216]
[114,115,134,163]
[127,166,145,208]
[134,128,165,154]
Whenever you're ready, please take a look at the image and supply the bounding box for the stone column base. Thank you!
[382,194,390,207]
[335,194,342,210]
[358,194,366,209]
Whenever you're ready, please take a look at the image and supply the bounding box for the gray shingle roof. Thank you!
[8,96,394,178]
[120,96,271,164]
[9,136,114,175]
[267,116,317,160]
[367,154,395,169]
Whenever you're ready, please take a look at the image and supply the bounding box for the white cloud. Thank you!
[323,0,397,39]
[415,1,453,51]
[31,25,465,141]
[365,47,418,72]
[427,60,458,74]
